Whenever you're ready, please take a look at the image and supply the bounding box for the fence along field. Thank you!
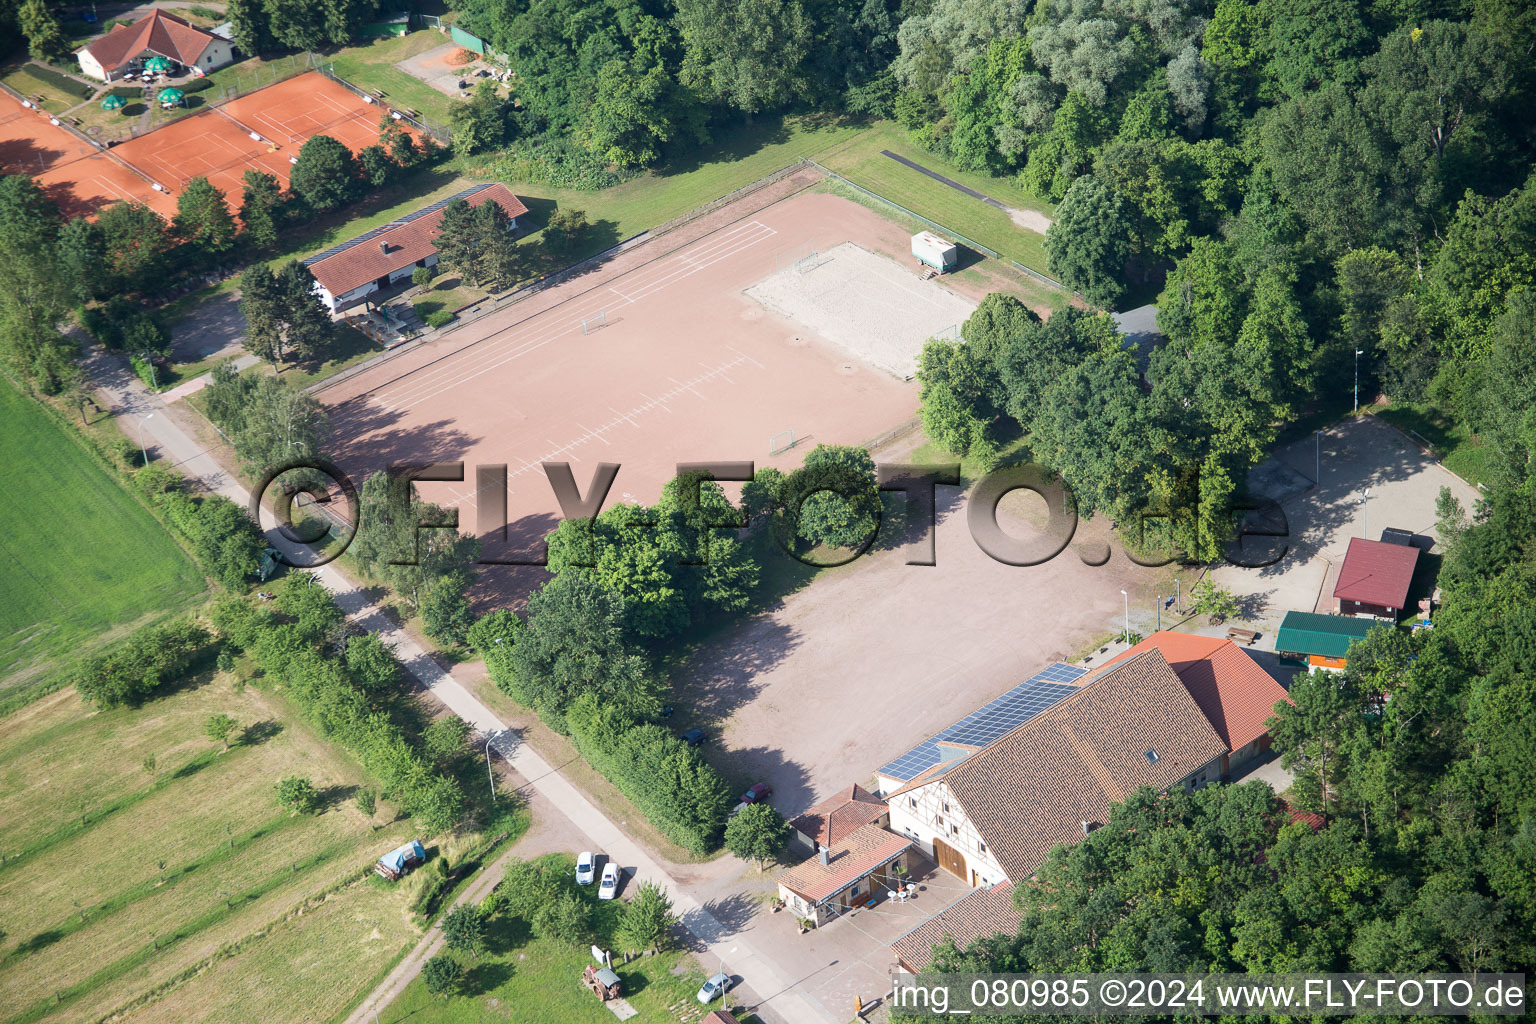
[0,680,421,1024]
[0,382,204,696]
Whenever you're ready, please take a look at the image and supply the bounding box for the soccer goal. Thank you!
[580,311,607,335]
[794,251,821,274]
[933,323,962,342]
[769,428,797,455]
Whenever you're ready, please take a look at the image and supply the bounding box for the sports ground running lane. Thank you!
[85,353,833,1024]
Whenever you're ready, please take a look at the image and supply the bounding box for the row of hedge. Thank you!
[565,693,731,855]
[23,62,95,100]
[211,577,467,834]
[73,618,211,707]
[131,463,266,590]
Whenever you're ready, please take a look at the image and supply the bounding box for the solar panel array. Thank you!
[878,662,1087,783]
[303,183,493,266]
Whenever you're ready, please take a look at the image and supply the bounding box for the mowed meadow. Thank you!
[0,674,423,1024]
[0,383,205,697]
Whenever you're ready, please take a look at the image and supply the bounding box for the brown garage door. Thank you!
[933,836,966,880]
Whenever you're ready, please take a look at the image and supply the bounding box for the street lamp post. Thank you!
[1315,429,1322,486]
[1120,589,1129,640]
[1361,488,1370,539]
[1355,349,1364,413]
[1176,578,1182,615]
[135,412,154,465]
[718,946,736,1004]
[484,731,498,801]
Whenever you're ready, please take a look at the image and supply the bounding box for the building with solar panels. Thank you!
[874,661,1086,796]
[884,649,1232,888]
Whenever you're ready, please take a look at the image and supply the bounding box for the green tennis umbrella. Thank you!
[143,56,172,72]
[100,93,125,110]
[158,88,185,106]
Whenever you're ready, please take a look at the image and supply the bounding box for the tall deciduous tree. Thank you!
[174,177,238,257]
[722,803,790,868]
[676,0,812,113]
[289,135,362,212]
[239,170,285,253]
[1045,173,1135,306]
[614,881,677,954]
[0,175,75,391]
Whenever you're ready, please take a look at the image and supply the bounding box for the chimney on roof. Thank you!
[818,845,829,867]
[379,241,389,254]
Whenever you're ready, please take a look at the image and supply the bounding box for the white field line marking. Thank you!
[374,221,774,409]
[354,221,777,413]
[438,353,755,509]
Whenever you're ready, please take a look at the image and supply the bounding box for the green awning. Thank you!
[1275,611,1376,659]
[101,94,125,110]
[143,56,172,71]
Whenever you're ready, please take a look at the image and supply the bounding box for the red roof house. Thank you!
[303,183,529,312]
[76,11,235,82]
[891,881,1021,972]
[776,824,912,926]
[1334,537,1419,618]
[1092,631,1293,775]
[787,783,888,855]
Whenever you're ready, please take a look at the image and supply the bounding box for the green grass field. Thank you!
[0,676,428,1024]
[385,853,731,1024]
[1370,403,1495,489]
[324,32,462,125]
[814,123,1056,272]
[0,383,205,694]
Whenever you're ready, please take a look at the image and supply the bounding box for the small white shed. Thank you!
[911,232,958,273]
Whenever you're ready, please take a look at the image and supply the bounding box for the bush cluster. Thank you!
[566,693,730,855]
[73,618,211,707]
[211,577,467,833]
[490,139,639,191]
[132,463,265,590]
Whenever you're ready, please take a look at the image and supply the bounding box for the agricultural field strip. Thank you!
[5,834,365,1024]
[2,811,301,965]
[0,747,221,872]
[340,218,776,415]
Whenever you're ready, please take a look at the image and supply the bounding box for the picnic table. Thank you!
[1226,627,1260,645]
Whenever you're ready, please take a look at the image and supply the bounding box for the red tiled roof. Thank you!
[776,824,911,904]
[79,10,217,73]
[702,1012,740,1024]
[1093,632,1293,750]
[788,784,887,848]
[893,650,1227,880]
[891,882,1020,972]
[304,183,529,297]
[1334,537,1419,610]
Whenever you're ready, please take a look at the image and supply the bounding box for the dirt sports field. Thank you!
[322,188,993,568]
[6,72,405,219]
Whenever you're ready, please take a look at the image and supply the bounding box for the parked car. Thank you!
[681,728,706,747]
[696,972,732,1003]
[740,783,772,804]
[575,851,596,885]
[598,862,620,900]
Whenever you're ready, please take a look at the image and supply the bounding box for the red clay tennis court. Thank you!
[2,90,172,218]
[0,92,98,175]
[221,72,398,157]
[9,71,406,219]
[112,106,294,204]
[36,152,176,219]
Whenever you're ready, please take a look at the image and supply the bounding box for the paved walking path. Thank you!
[85,352,831,1024]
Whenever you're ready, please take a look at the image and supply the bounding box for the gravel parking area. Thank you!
[1213,414,1480,643]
